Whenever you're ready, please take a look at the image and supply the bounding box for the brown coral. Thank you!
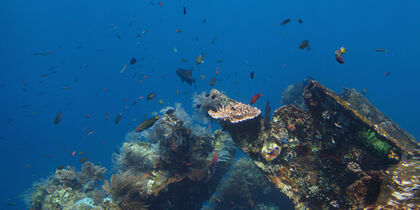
[208,102,261,123]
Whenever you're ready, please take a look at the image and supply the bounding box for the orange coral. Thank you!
[208,102,261,123]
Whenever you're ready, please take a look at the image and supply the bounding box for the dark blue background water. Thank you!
[1,0,419,208]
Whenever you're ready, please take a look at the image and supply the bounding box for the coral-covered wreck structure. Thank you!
[204,80,419,209]
[26,80,418,209]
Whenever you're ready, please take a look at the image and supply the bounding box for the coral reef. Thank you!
[25,162,109,210]
[107,104,236,209]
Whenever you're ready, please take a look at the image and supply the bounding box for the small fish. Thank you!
[216,66,219,76]
[196,53,204,65]
[87,130,94,135]
[135,115,159,132]
[336,55,345,64]
[298,19,303,24]
[176,89,180,94]
[217,58,224,64]
[200,75,206,80]
[176,29,182,33]
[250,71,254,79]
[130,57,137,65]
[115,113,122,124]
[120,64,127,73]
[211,37,217,44]
[40,73,49,77]
[54,112,63,125]
[173,48,178,53]
[158,99,164,105]
[32,51,52,56]
[132,100,137,106]
[79,156,88,163]
[361,88,367,95]
[376,49,388,53]
[24,164,32,167]
[61,86,70,90]
[183,6,186,15]
[85,114,91,119]
[158,1,163,7]
[280,18,291,25]
[57,165,65,170]
[384,72,391,77]
[250,93,262,104]
[212,151,219,164]
[182,58,188,63]
[72,151,76,156]
[299,40,311,51]
[203,18,206,23]
[147,92,156,100]
[205,151,219,183]
[142,30,147,34]
[210,78,216,86]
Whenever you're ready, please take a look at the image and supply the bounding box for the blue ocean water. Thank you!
[1,0,419,208]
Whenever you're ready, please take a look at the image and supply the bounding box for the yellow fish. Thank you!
[200,75,206,80]
[340,47,346,54]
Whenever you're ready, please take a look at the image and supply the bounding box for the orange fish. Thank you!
[185,162,192,166]
[72,151,76,156]
[139,96,145,99]
[216,66,219,76]
[212,151,219,164]
[159,1,163,7]
[87,130,94,135]
[250,93,262,104]
[176,29,182,33]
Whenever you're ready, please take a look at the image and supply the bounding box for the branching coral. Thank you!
[208,102,261,123]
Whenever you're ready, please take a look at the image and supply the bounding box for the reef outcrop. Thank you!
[206,80,419,209]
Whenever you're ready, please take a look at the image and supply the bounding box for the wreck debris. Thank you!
[203,80,418,209]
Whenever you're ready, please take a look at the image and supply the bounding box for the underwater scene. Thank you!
[1,0,419,209]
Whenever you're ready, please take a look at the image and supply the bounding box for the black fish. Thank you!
[250,71,254,79]
[280,18,291,25]
[115,113,122,124]
[147,92,156,100]
[130,57,137,65]
[264,101,271,130]
[183,6,186,15]
[298,19,303,24]
[176,68,196,88]
[54,112,62,125]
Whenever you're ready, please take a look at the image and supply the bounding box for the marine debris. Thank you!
[205,80,419,209]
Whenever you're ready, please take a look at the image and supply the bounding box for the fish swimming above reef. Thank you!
[376,49,388,53]
[147,92,156,100]
[135,115,159,132]
[130,57,137,65]
[183,6,186,15]
[250,93,262,104]
[54,112,62,125]
[115,113,122,124]
[196,53,204,65]
[280,18,291,25]
[176,68,196,88]
[299,40,311,51]
[250,71,254,79]
[335,46,346,64]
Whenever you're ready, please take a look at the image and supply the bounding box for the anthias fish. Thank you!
[135,115,159,132]
[210,78,216,86]
[250,93,262,104]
